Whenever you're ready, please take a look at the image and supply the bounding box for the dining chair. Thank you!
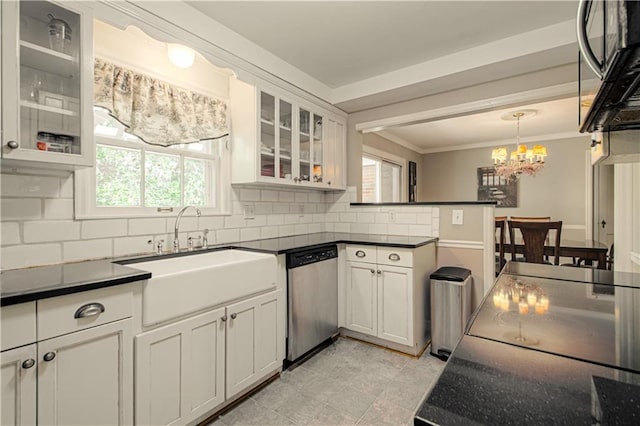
[509,216,552,261]
[508,220,563,265]
[495,216,507,275]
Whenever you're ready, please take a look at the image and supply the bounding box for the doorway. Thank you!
[593,163,614,248]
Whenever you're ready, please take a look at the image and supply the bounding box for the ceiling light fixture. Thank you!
[491,110,546,181]
[167,43,195,68]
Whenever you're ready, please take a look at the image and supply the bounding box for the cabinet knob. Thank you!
[7,140,19,149]
[22,359,35,369]
[370,269,375,274]
[377,270,382,276]
[74,302,105,319]
[43,352,56,362]
[221,314,228,322]
[355,250,366,258]
[327,181,331,185]
[230,313,237,320]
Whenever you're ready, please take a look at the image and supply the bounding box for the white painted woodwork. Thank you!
[342,243,437,354]
[135,307,226,426]
[345,261,378,336]
[1,0,94,168]
[229,78,346,190]
[376,247,413,268]
[226,290,282,399]
[132,250,277,326]
[1,344,37,426]
[345,245,376,263]
[37,284,133,340]
[377,265,413,345]
[37,318,133,426]
[1,302,36,351]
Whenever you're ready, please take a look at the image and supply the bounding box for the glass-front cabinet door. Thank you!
[259,91,294,182]
[298,108,311,183]
[1,0,93,167]
[312,113,323,183]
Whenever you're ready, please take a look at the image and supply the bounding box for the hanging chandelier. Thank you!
[491,110,547,181]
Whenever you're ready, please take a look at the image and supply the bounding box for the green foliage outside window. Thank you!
[96,145,141,206]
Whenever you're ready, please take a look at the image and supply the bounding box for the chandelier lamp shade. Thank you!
[491,110,547,180]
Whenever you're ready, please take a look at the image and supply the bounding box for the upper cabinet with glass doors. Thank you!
[230,78,346,190]
[1,0,93,168]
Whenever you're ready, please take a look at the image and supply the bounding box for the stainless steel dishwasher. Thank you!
[286,244,338,364]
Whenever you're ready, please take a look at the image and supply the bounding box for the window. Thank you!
[76,107,229,218]
[361,147,405,203]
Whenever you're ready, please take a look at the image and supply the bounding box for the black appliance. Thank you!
[578,0,640,133]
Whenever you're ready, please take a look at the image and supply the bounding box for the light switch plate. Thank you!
[243,204,255,220]
[452,209,464,225]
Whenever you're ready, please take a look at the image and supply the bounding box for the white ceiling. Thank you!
[184,1,583,151]
[376,97,582,153]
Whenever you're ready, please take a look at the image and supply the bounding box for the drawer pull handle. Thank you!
[230,313,237,320]
[74,302,105,319]
[221,314,228,322]
[43,352,56,362]
[355,250,366,258]
[22,359,35,369]
[388,253,400,261]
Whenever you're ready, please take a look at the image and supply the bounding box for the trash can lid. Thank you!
[430,266,471,282]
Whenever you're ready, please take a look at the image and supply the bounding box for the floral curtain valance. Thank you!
[94,57,228,146]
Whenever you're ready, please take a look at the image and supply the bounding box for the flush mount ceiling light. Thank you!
[167,43,195,68]
[491,109,547,181]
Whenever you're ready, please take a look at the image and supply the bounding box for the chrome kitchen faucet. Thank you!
[173,206,201,252]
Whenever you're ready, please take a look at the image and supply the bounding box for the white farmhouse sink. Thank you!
[131,249,277,326]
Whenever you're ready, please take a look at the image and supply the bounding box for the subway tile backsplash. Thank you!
[0,173,438,270]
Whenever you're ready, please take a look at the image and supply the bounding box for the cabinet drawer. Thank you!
[37,284,133,340]
[377,247,413,268]
[1,302,36,351]
[345,245,376,263]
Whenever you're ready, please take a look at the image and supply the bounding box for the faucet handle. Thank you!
[202,229,209,248]
[156,239,165,255]
[187,236,201,251]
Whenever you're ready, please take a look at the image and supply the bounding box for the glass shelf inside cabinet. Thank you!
[18,1,82,155]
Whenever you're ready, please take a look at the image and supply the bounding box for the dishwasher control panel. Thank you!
[287,245,338,269]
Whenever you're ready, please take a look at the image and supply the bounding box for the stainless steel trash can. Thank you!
[430,266,472,360]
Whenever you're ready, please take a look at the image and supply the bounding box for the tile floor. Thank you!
[208,337,446,425]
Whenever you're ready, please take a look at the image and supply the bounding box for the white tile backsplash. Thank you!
[1,199,42,220]
[24,221,80,243]
[1,173,441,270]
[43,198,74,219]
[82,219,127,239]
[64,239,113,262]
[1,222,21,245]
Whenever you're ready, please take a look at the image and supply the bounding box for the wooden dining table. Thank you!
[498,239,609,269]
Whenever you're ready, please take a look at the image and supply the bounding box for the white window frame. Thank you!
[362,145,407,203]
[75,131,231,219]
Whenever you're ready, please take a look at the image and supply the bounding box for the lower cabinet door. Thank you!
[1,344,37,426]
[377,265,413,346]
[345,261,378,336]
[37,319,133,425]
[135,308,225,426]
[226,290,283,399]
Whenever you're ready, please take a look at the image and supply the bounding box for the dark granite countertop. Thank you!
[415,335,640,425]
[0,260,151,306]
[415,262,640,425]
[1,232,436,306]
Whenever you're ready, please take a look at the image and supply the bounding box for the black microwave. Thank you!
[578,0,640,133]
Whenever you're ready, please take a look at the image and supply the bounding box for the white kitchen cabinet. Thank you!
[135,288,284,425]
[226,290,282,399]
[343,244,436,355]
[38,319,133,426]
[0,284,134,426]
[135,307,226,426]
[345,261,378,335]
[1,0,94,168]
[230,78,346,190]
[1,344,37,426]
